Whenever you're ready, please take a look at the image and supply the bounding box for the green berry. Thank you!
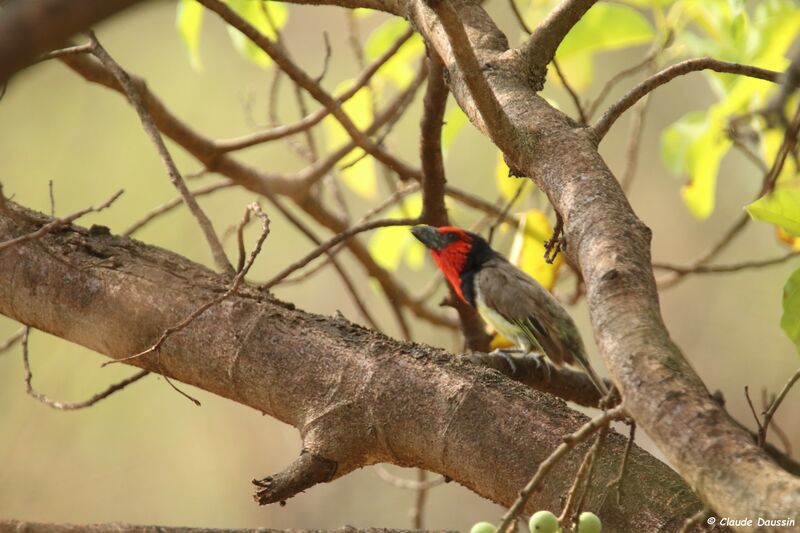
[529,510,560,533]
[470,522,497,533]
[578,512,602,533]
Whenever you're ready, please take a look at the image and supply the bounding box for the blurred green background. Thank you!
[0,0,798,530]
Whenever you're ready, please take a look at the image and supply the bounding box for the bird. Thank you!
[410,224,609,396]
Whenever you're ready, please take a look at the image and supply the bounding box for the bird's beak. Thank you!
[410,225,445,250]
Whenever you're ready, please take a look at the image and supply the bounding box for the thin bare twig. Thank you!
[593,59,780,141]
[36,42,92,62]
[48,180,55,216]
[586,30,671,120]
[0,189,122,252]
[659,101,800,289]
[762,100,800,195]
[745,385,765,435]
[602,421,635,507]
[123,181,235,236]
[198,0,421,181]
[552,59,588,125]
[374,466,447,491]
[760,389,793,457]
[236,208,251,273]
[281,184,422,286]
[543,212,564,264]
[22,327,149,410]
[425,0,512,138]
[315,32,333,84]
[0,327,25,355]
[507,0,588,124]
[508,0,533,33]
[559,428,605,524]
[759,367,800,447]
[653,252,800,275]
[266,194,383,333]
[568,426,609,526]
[102,204,270,379]
[619,89,651,192]
[487,181,526,245]
[262,217,419,289]
[496,404,626,533]
[87,32,234,275]
[522,0,597,75]
[412,469,429,529]
[215,29,413,152]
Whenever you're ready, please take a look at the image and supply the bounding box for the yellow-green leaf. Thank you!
[324,81,376,198]
[548,52,593,91]
[225,0,287,68]
[781,267,800,353]
[557,3,655,58]
[508,210,563,291]
[365,18,424,89]
[681,118,731,219]
[746,188,800,237]
[353,7,375,18]
[661,111,706,175]
[495,151,521,201]
[442,105,469,157]
[368,194,424,271]
[176,0,204,71]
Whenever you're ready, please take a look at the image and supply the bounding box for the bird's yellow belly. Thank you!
[475,286,535,352]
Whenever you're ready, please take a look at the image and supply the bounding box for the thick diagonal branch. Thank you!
[418,54,491,352]
[0,0,140,84]
[396,0,800,527]
[0,202,700,532]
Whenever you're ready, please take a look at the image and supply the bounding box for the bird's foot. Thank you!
[489,348,523,374]
[524,352,552,383]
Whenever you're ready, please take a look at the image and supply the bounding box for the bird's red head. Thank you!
[410,225,481,304]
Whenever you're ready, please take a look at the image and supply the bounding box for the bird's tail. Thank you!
[573,354,610,399]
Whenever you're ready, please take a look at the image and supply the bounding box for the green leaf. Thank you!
[368,194,424,271]
[680,117,731,219]
[508,210,562,291]
[324,81,376,198]
[225,0,288,68]
[365,18,424,89]
[660,111,706,176]
[548,52,593,91]
[365,18,411,60]
[780,267,800,353]
[495,151,521,201]
[176,0,204,71]
[661,110,730,219]
[442,104,469,157]
[353,7,376,19]
[746,188,800,237]
[557,3,655,58]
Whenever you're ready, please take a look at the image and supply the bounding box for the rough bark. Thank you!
[389,0,800,529]
[0,0,141,84]
[0,204,701,532]
[4,0,799,529]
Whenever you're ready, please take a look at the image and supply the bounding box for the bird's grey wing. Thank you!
[476,259,576,366]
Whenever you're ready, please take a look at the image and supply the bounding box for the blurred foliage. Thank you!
[367,193,426,271]
[2,0,800,527]
[782,267,800,353]
[661,0,800,219]
[176,0,288,69]
[508,209,563,292]
[324,80,377,198]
